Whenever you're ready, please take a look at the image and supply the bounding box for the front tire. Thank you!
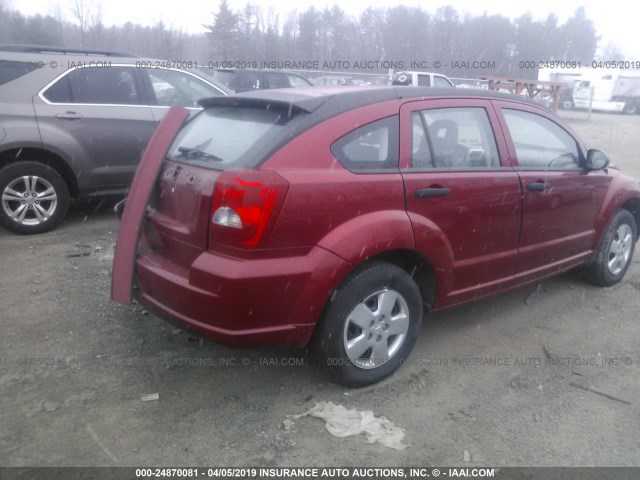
[583,209,636,286]
[313,261,423,387]
[0,162,70,234]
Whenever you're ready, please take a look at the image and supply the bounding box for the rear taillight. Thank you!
[210,170,288,248]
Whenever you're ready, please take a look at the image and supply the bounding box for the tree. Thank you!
[297,7,321,60]
[205,0,240,61]
[71,0,88,47]
[431,5,461,61]
[356,8,386,62]
[561,6,598,63]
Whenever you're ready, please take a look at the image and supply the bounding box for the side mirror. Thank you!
[585,149,609,171]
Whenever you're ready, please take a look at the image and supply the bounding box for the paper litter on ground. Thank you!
[285,401,408,450]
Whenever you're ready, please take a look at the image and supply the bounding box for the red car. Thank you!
[112,87,640,387]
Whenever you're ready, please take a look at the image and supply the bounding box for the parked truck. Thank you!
[574,71,640,114]
[538,66,592,109]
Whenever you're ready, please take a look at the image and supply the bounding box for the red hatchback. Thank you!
[112,87,640,386]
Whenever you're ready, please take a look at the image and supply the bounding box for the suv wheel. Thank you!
[0,162,70,234]
[583,209,636,286]
[313,261,423,387]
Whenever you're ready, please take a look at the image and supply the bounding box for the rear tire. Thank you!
[313,261,423,387]
[0,162,70,234]
[561,100,574,110]
[583,209,636,286]
[623,101,638,115]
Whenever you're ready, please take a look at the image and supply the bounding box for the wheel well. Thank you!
[622,199,640,234]
[0,147,79,199]
[368,249,437,310]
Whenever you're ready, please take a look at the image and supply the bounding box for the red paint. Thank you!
[112,92,640,347]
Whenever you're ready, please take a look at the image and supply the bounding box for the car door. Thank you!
[493,100,611,281]
[400,98,522,307]
[33,65,155,194]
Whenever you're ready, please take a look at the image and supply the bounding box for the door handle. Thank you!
[415,187,451,198]
[55,112,83,121]
[527,182,551,191]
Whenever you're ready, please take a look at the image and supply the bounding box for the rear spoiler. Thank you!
[198,94,328,114]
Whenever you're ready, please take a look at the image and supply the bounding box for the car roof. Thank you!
[200,85,543,116]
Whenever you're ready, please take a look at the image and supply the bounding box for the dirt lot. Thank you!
[1,111,640,468]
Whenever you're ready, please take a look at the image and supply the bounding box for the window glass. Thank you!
[286,74,312,87]
[43,67,140,104]
[417,75,430,86]
[149,69,223,107]
[410,107,499,168]
[230,71,261,91]
[168,106,298,170]
[502,109,580,169]
[411,112,432,168]
[434,76,453,87]
[265,72,290,89]
[331,116,399,171]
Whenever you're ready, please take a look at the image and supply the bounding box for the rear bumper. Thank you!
[134,245,351,347]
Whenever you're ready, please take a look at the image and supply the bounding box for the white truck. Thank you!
[573,71,640,114]
[538,66,593,109]
[391,71,455,88]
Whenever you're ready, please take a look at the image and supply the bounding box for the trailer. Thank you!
[537,66,592,109]
[574,71,640,114]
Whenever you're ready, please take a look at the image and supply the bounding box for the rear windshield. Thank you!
[0,59,40,86]
[167,105,301,170]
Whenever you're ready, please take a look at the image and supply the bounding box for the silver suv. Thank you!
[0,45,228,234]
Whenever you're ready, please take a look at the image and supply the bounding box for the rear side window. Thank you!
[0,60,39,86]
[148,69,223,107]
[409,107,499,169]
[42,67,141,104]
[331,116,399,171]
[168,106,301,170]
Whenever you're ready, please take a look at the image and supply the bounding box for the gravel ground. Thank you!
[1,110,639,469]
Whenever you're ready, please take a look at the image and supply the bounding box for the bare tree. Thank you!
[71,0,88,47]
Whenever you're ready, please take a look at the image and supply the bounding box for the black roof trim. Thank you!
[0,44,137,57]
[198,94,329,114]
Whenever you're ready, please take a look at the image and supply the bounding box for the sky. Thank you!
[10,0,640,58]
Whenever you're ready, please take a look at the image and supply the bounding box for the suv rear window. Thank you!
[167,105,301,170]
[0,60,40,86]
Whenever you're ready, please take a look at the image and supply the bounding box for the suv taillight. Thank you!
[210,170,288,248]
